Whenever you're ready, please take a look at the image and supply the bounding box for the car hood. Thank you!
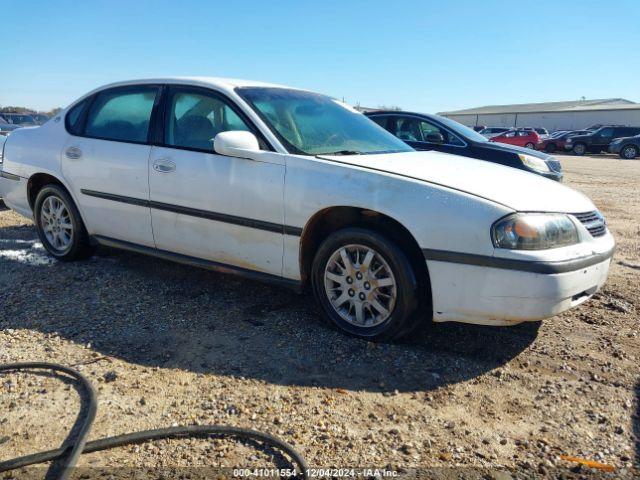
[319,150,593,212]
[476,140,552,160]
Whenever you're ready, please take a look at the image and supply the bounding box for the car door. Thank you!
[593,127,614,149]
[388,116,466,154]
[497,130,517,145]
[61,85,160,247]
[148,85,285,276]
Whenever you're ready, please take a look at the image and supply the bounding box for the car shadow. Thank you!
[0,225,540,393]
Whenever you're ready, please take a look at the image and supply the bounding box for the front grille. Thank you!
[573,211,607,238]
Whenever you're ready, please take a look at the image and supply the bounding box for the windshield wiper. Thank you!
[321,150,362,156]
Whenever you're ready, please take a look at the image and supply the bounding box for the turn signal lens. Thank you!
[492,213,579,250]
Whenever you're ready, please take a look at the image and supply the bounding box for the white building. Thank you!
[439,98,640,132]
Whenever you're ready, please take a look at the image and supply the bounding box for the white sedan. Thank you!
[0,77,614,341]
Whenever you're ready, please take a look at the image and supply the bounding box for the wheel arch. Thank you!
[27,172,71,211]
[298,206,431,302]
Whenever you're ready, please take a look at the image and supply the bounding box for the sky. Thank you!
[2,0,639,113]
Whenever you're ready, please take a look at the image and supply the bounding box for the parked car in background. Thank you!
[32,114,50,125]
[0,113,37,127]
[565,126,640,155]
[608,134,640,159]
[366,111,562,181]
[537,130,592,153]
[0,77,613,340]
[490,128,541,149]
[479,126,511,139]
[0,117,21,136]
[585,124,624,131]
[523,127,550,139]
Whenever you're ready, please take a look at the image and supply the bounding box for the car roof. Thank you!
[66,77,313,110]
[88,77,296,93]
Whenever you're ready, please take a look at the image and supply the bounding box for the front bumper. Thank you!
[425,234,614,326]
[539,169,563,182]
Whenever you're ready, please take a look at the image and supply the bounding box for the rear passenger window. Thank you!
[85,86,159,143]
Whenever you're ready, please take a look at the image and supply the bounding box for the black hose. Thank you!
[0,362,308,479]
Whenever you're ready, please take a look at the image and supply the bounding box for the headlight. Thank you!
[518,153,550,172]
[565,138,572,143]
[492,213,579,250]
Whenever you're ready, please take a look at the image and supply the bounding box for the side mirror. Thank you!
[425,132,445,144]
[214,131,260,158]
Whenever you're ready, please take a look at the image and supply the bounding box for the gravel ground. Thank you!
[0,154,638,479]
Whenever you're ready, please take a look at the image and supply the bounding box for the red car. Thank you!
[489,129,540,149]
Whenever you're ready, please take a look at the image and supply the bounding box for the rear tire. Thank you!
[311,227,427,342]
[524,142,535,149]
[34,184,95,261]
[620,145,639,160]
[545,143,556,153]
[572,143,587,156]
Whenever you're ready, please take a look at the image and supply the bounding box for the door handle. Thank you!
[153,159,176,173]
[65,146,82,160]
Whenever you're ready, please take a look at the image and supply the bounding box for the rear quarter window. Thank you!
[65,98,91,135]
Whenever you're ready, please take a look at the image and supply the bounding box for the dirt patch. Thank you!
[0,154,638,477]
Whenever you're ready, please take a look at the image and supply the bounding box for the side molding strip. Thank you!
[0,171,21,181]
[80,189,303,236]
[92,235,302,291]
[423,247,615,274]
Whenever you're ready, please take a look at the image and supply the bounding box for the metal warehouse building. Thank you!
[439,98,640,132]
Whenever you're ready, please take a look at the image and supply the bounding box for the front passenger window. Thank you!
[165,90,253,151]
[84,86,159,143]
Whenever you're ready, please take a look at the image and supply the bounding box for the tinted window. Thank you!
[369,115,389,129]
[418,119,465,146]
[165,89,253,151]
[393,118,423,141]
[66,98,90,135]
[598,128,614,138]
[85,86,158,143]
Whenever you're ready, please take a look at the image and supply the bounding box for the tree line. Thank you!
[0,106,62,116]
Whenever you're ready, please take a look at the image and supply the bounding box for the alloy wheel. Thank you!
[622,146,638,159]
[40,195,74,252]
[323,244,397,328]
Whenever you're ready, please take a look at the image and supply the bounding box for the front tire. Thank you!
[311,227,427,342]
[34,184,94,261]
[572,143,587,156]
[620,145,639,160]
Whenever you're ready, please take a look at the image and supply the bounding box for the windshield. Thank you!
[236,87,413,155]
[436,116,488,142]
